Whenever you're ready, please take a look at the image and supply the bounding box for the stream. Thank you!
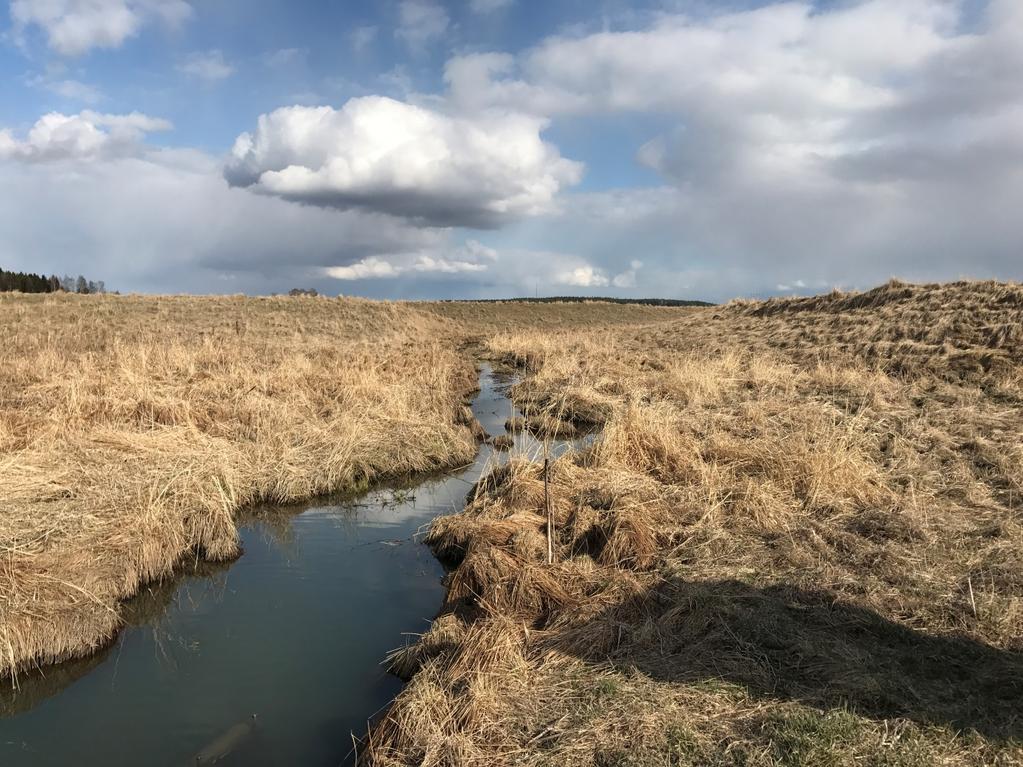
[0,364,572,767]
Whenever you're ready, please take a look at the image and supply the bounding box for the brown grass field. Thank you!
[368,280,1023,766]
[0,293,674,679]
[2,281,1022,765]
[0,293,485,678]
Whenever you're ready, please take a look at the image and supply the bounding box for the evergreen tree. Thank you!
[0,268,107,294]
[0,268,57,293]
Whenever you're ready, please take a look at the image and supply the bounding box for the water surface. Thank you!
[0,364,556,767]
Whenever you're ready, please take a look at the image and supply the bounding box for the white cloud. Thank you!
[326,239,497,280]
[177,50,235,81]
[612,259,642,288]
[0,110,171,162]
[48,79,103,102]
[437,0,1023,298]
[446,1,947,118]
[224,96,583,228]
[25,72,103,103]
[11,0,192,56]
[556,265,609,288]
[442,0,1023,175]
[0,144,447,294]
[5,0,1023,301]
[395,0,449,48]
[470,0,513,13]
[413,255,488,274]
[326,257,401,280]
[461,239,499,262]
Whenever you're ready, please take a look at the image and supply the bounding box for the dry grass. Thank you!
[0,293,485,678]
[367,280,1023,766]
[0,294,676,680]
[4,284,1022,765]
[421,300,689,332]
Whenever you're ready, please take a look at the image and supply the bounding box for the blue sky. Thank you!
[1,0,1021,299]
[3,1,675,166]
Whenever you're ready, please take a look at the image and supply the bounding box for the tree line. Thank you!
[0,268,106,294]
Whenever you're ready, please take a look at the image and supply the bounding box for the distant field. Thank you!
[421,298,696,330]
[433,296,714,307]
[369,280,1023,766]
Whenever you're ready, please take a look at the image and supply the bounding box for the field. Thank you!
[369,281,1023,766]
[0,294,676,679]
[0,294,482,677]
[2,282,1022,765]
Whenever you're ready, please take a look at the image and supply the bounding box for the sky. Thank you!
[0,0,1021,301]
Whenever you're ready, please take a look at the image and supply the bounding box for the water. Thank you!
[0,364,569,767]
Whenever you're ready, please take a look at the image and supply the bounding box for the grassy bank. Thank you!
[367,280,1023,766]
[0,294,679,680]
[0,294,486,678]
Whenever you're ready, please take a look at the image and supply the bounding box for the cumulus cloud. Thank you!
[11,0,192,56]
[6,0,1023,301]
[326,239,497,280]
[0,110,171,162]
[446,0,954,116]
[325,257,401,280]
[323,239,624,299]
[557,265,609,288]
[0,144,449,294]
[612,259,643,288]
[443,0,1023,185]
[395,0,449,48]
[460,239,499,263]
[224,96,582,228]
[439,0,1023,298]
[177,50,235,81]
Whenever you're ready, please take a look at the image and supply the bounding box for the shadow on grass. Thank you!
[547,578,1023,742]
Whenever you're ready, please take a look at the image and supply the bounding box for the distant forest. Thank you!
[442,296,714,307]
[0,268,106,294]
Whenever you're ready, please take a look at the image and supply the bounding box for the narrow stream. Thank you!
[0,364,570,767]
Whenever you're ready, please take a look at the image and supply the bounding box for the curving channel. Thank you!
[0,364,578,767]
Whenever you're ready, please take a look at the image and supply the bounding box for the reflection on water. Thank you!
[0,364,585,767]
